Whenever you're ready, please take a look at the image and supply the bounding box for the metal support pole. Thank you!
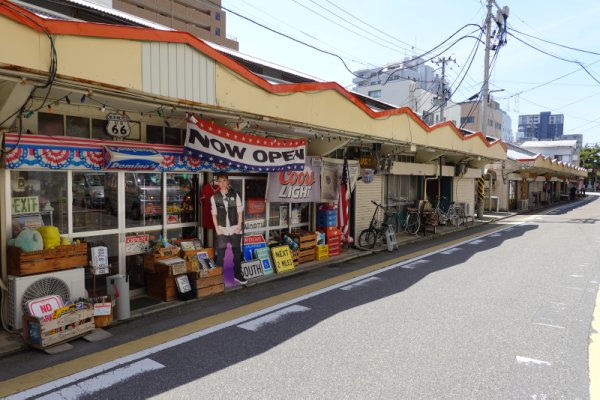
[477,0,494,219]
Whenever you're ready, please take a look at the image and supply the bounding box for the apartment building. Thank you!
[517,111,564,141]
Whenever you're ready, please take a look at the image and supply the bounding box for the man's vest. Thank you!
[213,189,239,227]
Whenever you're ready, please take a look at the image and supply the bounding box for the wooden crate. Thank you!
[145,271,177,302]
[22,304,95,350]
[291,249,300,267]
[190,271,224,298]
[181,248,215,273]
[291,232,317,249]
[7,243,88,277]
[197,283,224,297]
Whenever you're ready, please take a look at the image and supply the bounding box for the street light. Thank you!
[487,89,505,104]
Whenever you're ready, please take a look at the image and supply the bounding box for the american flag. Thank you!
[338,157,352,243]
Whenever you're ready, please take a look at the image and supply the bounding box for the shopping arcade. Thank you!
[0,1,514,301]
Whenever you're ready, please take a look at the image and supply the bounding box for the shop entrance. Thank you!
[71,171,200,296]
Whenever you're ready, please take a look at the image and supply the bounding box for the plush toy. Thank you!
[37,226,61,250]
[8,228,44,252]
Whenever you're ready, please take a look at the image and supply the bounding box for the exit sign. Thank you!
[11,196,39,215]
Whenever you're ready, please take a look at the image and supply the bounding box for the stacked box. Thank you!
[291,249,300,266]
[315,245,329,261]
[290,232,317,264]
[317,209,337,227]
[190,267,224,297]
[317,226,342,257]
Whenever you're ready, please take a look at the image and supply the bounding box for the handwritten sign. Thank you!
[11,196,39,215]
[125,234,149,256]
[271,245,295,273]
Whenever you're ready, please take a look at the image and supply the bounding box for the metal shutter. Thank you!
[354,174,384,235]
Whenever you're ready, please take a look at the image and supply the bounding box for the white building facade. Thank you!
[521,140,579,164]
[352,58,461,128]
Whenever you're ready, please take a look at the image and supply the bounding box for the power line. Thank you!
[304,0,414,55]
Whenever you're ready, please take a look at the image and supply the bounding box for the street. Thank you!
[2,197,600,399]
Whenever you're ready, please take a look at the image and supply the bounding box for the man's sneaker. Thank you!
[234,275,248,285]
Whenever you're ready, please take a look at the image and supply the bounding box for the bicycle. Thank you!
[432,196,466,227]
[387,198,420,236]
[358,201,396,248]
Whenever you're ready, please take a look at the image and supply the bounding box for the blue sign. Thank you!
[104,146,163,170]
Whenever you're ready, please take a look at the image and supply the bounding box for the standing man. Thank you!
[211,173,247,285]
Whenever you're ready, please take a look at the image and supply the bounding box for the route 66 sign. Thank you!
[106,113,131,138]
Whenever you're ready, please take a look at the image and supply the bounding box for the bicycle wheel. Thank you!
[453,206,466,226]
[405,212,420,235]
[358,229,377,248]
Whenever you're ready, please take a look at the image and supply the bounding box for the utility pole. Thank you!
[434,56,455,122]
[478,0,509,218]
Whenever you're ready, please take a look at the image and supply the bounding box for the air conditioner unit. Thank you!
[8,268,86,330]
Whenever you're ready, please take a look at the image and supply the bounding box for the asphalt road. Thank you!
[3,197,600,400]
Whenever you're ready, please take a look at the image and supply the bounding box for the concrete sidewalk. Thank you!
[0,207,529,358]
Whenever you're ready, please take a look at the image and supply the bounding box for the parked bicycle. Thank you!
[387,198,420,236]
[358,201,396,248]
[432,196,466,227]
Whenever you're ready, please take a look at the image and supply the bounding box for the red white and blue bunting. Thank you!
[3,133,244,172]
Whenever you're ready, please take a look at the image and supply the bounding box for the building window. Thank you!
[215,27,221,36]
[215,11,221,21]
[368,90,381,98]
[460,116,475,124]
[38,112,64,136]
[146,125,163,144]
[66,116,90,138]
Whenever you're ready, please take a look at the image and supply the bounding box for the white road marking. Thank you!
[440,248,462,254]
[237,305,310,332]
[569,275,584,278]
[8,222,522,400]
[489,233,502,237]
[30,359,165,400]
[401,259,430,269]
[340,277,382,291]
[469,239,485,245]
[533,322,565,329]
[516,356,552,366]
[560,286,584,291]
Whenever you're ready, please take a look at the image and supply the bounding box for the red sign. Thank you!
[243,234,266,245]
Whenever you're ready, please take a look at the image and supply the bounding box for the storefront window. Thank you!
[10,171,68,238]
[165,128,183,145]
[124,172,164,228]
[167,173,197,225]
[72,172,117,232]
[126,230,160,290]
[146,125,163,144]
[82,234,119,296]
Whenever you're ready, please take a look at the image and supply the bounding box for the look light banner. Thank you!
[266,157,321,203]
[184,117,306,172]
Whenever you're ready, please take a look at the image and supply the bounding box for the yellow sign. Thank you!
[271,245,295,273]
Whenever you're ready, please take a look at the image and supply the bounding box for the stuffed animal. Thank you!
[37,226,61,250]
[8,228,44,252]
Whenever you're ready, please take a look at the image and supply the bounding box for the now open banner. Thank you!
[184,117,306,172]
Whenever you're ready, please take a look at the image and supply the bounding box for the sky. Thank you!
[221,0,600,146]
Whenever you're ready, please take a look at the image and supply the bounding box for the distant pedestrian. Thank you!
[569,185,576,201]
